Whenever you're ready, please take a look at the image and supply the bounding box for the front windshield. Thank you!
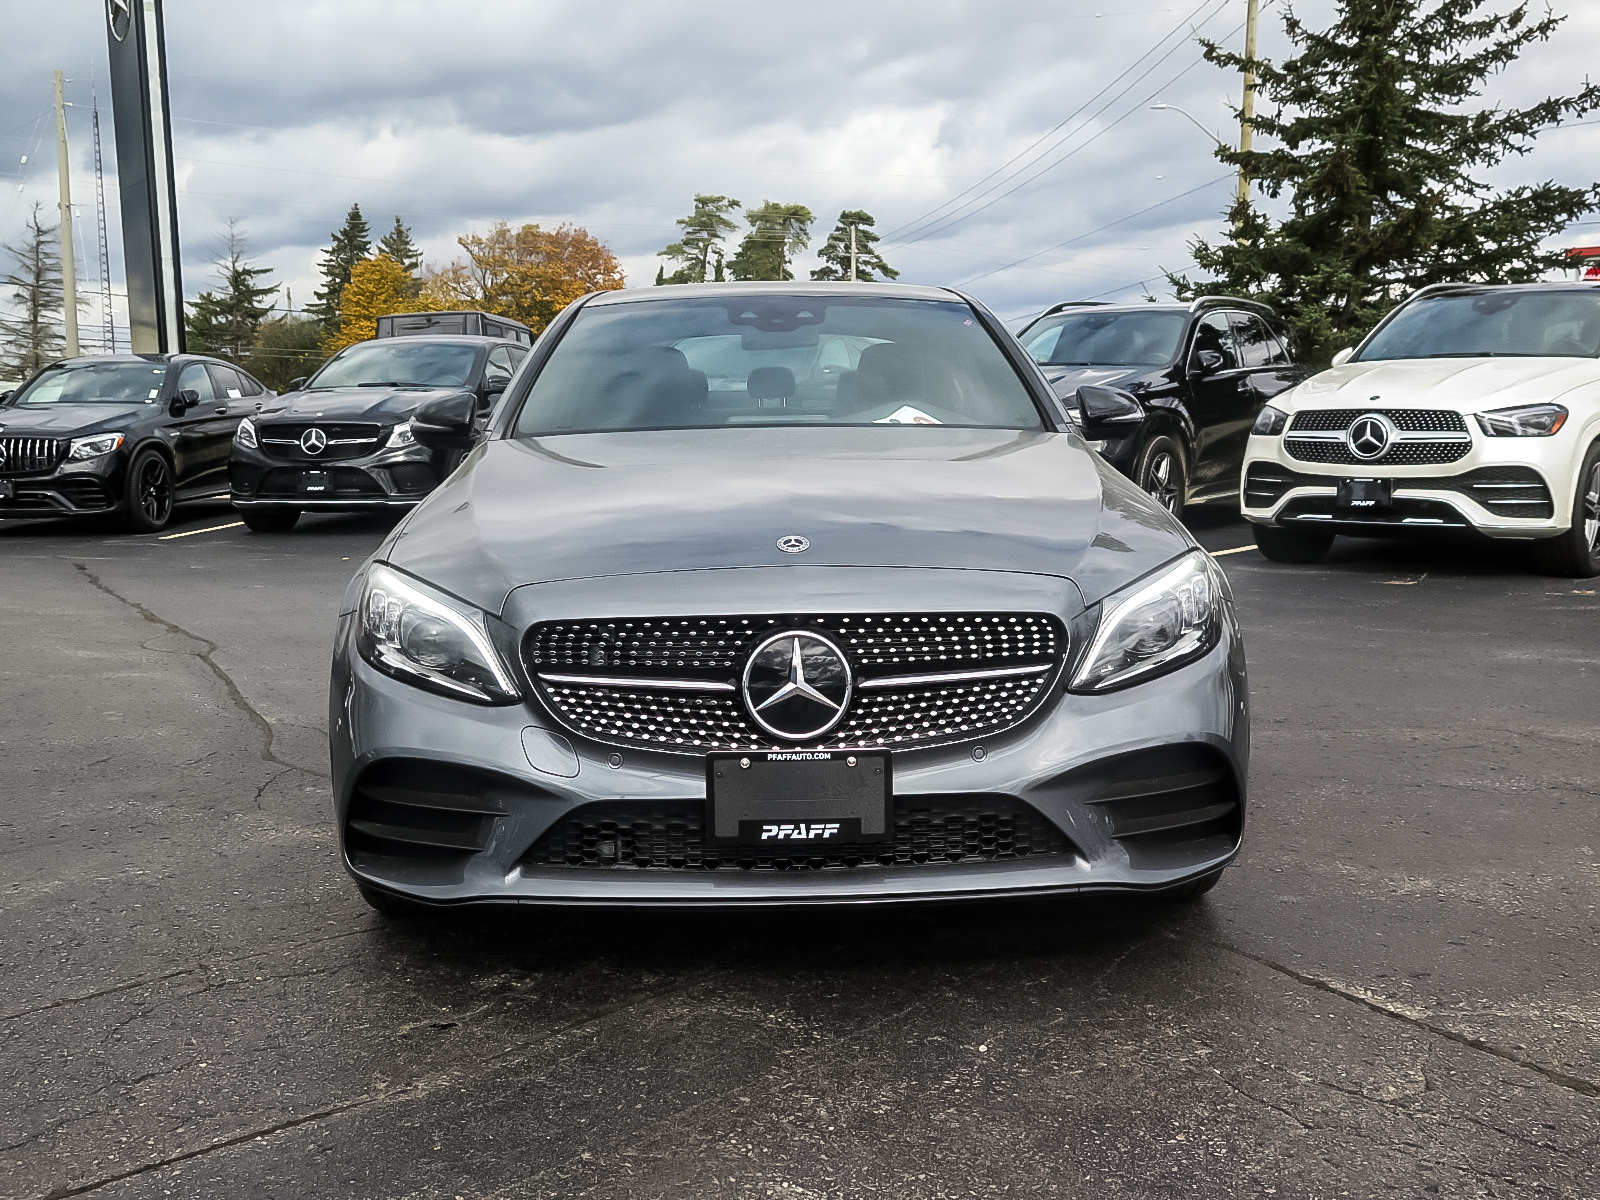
[310,341,478,388]
[1358,291,1600,360]
[7,360,168,406]
[1021,309,1186,366]
[513,296,1043,435]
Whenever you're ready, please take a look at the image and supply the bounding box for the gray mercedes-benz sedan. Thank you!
[329,283,1248,911]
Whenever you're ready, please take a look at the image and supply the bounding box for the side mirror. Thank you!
[1075,385,1145,430]
[412,392,480,449]
[168,388,199,417]
[1330,347,1354,367]
[289,376,308,391]
[484,374,511,396]
[0,390,13,404]
[1191,349,1225,375]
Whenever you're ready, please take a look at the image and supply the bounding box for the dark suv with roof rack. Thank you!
[1015,297,1306,515]
[228,331,529,531]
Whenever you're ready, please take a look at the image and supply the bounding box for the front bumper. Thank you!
[1240,432,1570,538]
[229,442,440,512]
[0,457,120,518]
[328,568,1250,907]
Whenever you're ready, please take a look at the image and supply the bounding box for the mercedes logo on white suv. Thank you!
[1346,413,1395,461]
[300,428,328,455]
[742,631,852,740]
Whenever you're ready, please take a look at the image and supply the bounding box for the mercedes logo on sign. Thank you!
[776,535,810,554]
[300,428,328,455]
[107,0,132,41]
[742,632,852,741]
[1346,413,1394,461]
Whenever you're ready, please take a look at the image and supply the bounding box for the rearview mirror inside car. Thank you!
[412,393,480,450]
[1076,385,1145,430]
[1330,347,1354,366]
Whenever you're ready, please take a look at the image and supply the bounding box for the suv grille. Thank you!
[1285,409,1471,466]
[1244,463,1552,519]
[520,796,1078,872]
[258,422,383,462]
[0,436,68,476]
[526,613,1063,754]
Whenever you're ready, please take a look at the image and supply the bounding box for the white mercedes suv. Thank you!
[1240,282,1600,577]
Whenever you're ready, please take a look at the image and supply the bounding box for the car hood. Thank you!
[1287,356,1600,410]
[258,385,471,422]
[382,426,1192,613]
[0,402,151,436]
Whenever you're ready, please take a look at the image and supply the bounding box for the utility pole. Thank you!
[849,222,858,282]
[54,70,80,358]
[92,90,116,354]
[1235,0,1260,208]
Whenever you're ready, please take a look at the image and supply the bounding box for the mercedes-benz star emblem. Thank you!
[107,0,131,41]
[742,631,852,741]
[300,428,328,455]
[1346,413,1394,461]
[776,535,810,554]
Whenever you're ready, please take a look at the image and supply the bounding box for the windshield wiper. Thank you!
[354,380,437,387]
[1423,352,1535,358]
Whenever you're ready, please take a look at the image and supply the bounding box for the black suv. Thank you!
[228,333,528,532]
[0,354,271,532]
[1015,298,1305,514]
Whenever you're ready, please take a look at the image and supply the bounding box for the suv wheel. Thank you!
[120,448,174,533]
[1252,522,1334,564]
[1134,434,1187,517]
[241,507,301,533]
[1532,444,1600,578]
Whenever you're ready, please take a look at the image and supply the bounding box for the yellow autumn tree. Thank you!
[423,222,624,335]
[326,254,442,353]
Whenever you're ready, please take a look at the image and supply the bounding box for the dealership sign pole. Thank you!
[105,0,184,354]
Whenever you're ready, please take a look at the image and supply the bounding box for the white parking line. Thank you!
[1209,545,1257,557]
[158,521,244,541]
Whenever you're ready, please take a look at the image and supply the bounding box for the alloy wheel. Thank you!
[139,457,173,525]
[1585,462,1600,554]
[1147,451,1181,513]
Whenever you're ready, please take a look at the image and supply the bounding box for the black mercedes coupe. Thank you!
[330,284,1249,912]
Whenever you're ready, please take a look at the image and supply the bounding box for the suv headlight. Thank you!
[1251,405,1288,436]
[1474,404,1567,437]
[357,563,520,704]
[386,421,417,448]
[1071,552,1226,692]
[66,432,124,460]
[233,418,258,449]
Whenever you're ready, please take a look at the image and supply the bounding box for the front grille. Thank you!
[258,466,386,497]
[0,436,68,476]
[520,795,1078,872]
[1243,463,1552,519]
[527,613,1064,754]
[1285,408,1471,466]
[1288,409,1468,433]
[257,422,383,462]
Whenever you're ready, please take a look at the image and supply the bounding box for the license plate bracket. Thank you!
[1336,477,1393,511]
[300,470,331,494]
[706,750,891,846]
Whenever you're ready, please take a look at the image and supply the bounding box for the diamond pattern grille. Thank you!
[1288,409,1468,433]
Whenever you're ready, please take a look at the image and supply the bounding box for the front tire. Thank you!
[1133,433,1187,517]
[1252,522,1333,564]
[240,507,300,533]
[119,448,174,533]
[1532,445,1600,578]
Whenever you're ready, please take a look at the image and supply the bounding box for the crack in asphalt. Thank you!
[1209,937,1600,1101]
[72,562,316,781]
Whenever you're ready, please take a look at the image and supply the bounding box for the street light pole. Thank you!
[54,70,80,358]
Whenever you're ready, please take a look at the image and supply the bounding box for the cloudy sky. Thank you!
[5,0,1600,348]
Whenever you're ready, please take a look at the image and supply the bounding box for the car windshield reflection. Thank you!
[8,361,169,406]
[311,341,478,389]
[1021,310,1187,367]
[1358,291,1600,360]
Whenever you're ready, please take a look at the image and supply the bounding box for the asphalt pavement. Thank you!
[1,502,1596,1200]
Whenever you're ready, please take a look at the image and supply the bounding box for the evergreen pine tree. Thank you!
[811,210,899,282]
[1169,0,1600,364]
[0,203,66,378]
[307,204,372,327]
[378,216,424,275]
[728,202,814,281]
[657,194,742,284]
[186,222,279,363]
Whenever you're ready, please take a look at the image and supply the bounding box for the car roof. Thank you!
[1406,280,1600,300]
[343,334,510,347]
[587,281,961,306]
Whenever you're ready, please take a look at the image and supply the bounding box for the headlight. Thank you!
[1071,552,1225,692]
[1474,404,1567,437]
[357,563,520,704]
[1251,405,1288,436]
[233,418,258,449]
[66,432,124,460]
[387,421,417,448]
